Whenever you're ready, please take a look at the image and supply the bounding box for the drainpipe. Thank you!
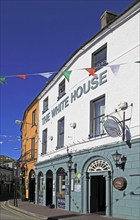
[86,172,89,213]
[106,171,111,216]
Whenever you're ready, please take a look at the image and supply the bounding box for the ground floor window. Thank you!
[38,172,43,204]
[56,168,66,209]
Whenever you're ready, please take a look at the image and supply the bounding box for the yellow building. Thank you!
[20,98,39,202]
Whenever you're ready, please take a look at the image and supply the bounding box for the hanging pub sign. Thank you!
[113,177,127,190]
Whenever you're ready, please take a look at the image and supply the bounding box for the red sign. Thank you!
[113,177,127,190]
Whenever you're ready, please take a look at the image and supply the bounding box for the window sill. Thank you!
[57,93,66,101]
[88,133,106,139]
[94,62,108,72]
[56,146,64,150]
[42,108,49,114]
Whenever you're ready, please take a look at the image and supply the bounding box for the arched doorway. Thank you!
[29,170,35,202]
[86,159,112,215]
[46,170,53,206]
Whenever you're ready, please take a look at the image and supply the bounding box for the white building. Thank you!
[35,2,140,219]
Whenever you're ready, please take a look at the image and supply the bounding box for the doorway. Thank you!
[90,175,106,214]
[29,170,35,203]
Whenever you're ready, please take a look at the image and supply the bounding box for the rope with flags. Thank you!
[0,61,139,85]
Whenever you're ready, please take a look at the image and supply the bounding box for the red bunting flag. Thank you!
[17,74,26,79]
[85,68,96,76]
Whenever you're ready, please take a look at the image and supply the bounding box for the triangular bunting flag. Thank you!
[135,61,140,63]
[0,77,6,84]
[38,72,54,78]
[85,68,96,76]
[109,64,120,76]
[17,74,26,79]
[62,70,72,82]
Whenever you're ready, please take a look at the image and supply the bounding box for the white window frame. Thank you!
[90,96,105,138]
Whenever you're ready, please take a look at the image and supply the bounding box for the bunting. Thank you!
[0,77,6,84]
[62,70,72,82]
[85,68,96,76]
[17,74,26,79]
[0,134,21,145]
[0,61,139,85]
[108,64,120,76]
[38,72,54,78]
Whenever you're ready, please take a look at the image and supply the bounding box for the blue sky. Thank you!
[0,0,136,159]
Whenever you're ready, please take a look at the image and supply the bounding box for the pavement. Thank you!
[6,199,127,220]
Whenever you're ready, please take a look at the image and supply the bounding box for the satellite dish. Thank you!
[104,118,122,137]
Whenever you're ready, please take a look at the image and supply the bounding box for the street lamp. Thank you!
[66,153,77,211]
[13,161,18,207]
[15,119,37,126]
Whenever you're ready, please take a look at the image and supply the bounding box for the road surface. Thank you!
[0,202,40,220]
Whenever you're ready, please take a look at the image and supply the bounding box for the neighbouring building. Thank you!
[0,155,15,197]
[20,98,39,202]
[23,1,139,220]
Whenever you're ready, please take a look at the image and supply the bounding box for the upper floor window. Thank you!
[32,110,36,126]
[58,79,65,100]
[92,44,107,71]
[43,97,48,113]
[57,117,64,149]
[42,128,47,155]
[31,137,35,159]
[90,96,105,138]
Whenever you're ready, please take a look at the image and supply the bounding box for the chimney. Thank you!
[100,11,118,29]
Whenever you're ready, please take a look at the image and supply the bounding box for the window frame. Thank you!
[43,97,49,114]
[92,44,107,72]
[57,117,64,149]
[42,128,47,155]
[31,137,35,159]
[58,79,65,100]
[32,110,36,126]
[89,95,105,138]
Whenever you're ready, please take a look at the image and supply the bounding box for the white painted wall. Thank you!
[38,6,140,162]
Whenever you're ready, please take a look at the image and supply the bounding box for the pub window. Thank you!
[38,172,43,204]
[58,79,65,100]
[92,44,107,71]
[32,110,36,126]
[90,96,105,138]
[42,128,47,155]
[56,168,66,209]
[57,117,64,149]
[43,97,49,113]
[31,137,35,159]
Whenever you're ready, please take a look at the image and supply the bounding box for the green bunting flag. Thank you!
[135,61,140,63]
[62,70,72,82]
[0,77,6,84]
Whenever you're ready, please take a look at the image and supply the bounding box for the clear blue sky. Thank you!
[0,0,136,159]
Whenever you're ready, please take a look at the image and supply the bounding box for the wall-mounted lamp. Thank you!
[70,122,76,129]
[66,153,77,173]
[112,150,127,171]
[118,101,128,111]
[48,136,53,141]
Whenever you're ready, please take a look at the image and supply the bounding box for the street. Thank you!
[0,202,40,220]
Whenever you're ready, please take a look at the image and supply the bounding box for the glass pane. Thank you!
[90,97,105,137]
